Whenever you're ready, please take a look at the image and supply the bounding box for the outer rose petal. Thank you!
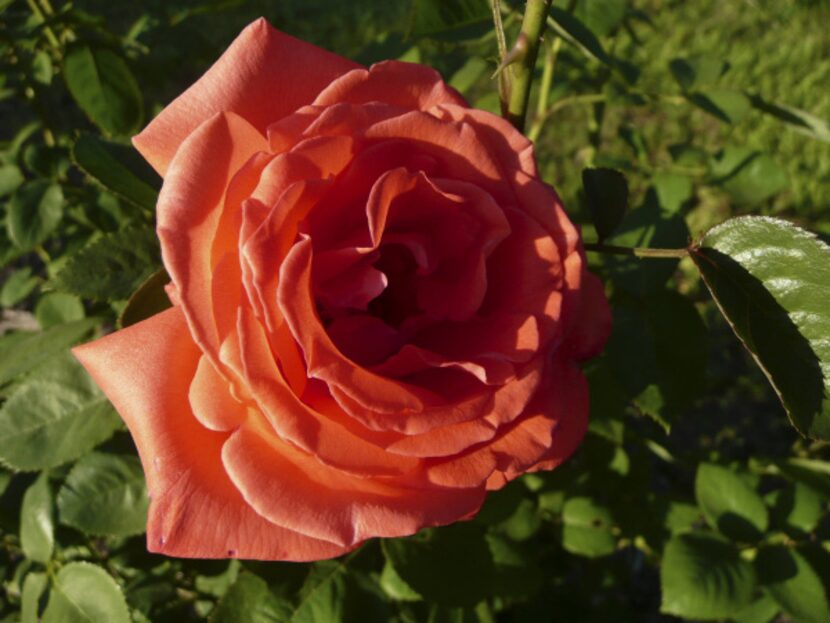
[133,18,359,175]
[313,61,467,111]
[72,308,351,561]
[561,270,613,361]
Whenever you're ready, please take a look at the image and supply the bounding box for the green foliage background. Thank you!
[1,0,829,621]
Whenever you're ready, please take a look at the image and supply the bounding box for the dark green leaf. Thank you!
[379,562,421,602]
[710,147,787,205]
[778,458,830,498]
[210,572,292,623]
[769,482,825,533]
[52,226,161,301]
[119,268,171,327]
[72,133,160,211]
[583,167,628,242]
[688,89,751,124]
[691,217,830,438]
[7,180,63,250]
[573,0,627,37]
[486,534,543,600]
[291,559,350,623]
[382,523,494,607]
[604,188,690,296]
[20,473,53,563]
[695,463,768,541]
[756,547,830,623]
[57,452,148,537]
[549,7,612,65]
[561,497,616,558]
[669,56,728,91]
[42,562,131,623]
[660,532,755,620]
[748,94,830,144]
[410,0,490,38]
[63,45,143,136]
[0,353,121,470]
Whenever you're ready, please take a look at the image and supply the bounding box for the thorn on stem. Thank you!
[492,32,529,79]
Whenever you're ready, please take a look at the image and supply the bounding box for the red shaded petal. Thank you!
[72,308,350,561]
[425,359,588,489]
[313,61,467,111]
[133,19,359,175]
[561,270,612,361]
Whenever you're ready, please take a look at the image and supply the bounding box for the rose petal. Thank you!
[221,420,486,546]
[561,270,613,361]
[72,308,350,561]
[157,112,267,372]
[313,60,467,111]
[133,19,359,175]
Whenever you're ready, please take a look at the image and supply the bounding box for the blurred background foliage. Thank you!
[1,0,829,621]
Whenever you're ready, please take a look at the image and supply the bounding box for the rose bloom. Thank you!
[74,19,611,561]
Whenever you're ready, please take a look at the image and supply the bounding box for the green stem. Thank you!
[534,36,559,121]
[506,0,553,131]
[25,0,61,52]
[490,0,510,114]
[584,242,689,259]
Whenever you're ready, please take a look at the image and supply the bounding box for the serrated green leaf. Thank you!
[21,572,48,623]
[691,217,830,438]
[695,463,768,541]
[20,473,53,563]
[583,167,628,242]
[756,547,830,623]
[7,180,63,250]
[52,227,160,301]
[664,501,703,535]
[561,497,616,558]
[57,452,148,537]
[63,45,143,136]
[35,293,84,329]
[0,353,121,470]
[210,572,291,623]
[42,562,131,623]
[72,134,160,211]
[382,523,494,607]
[0,318,98,384]
[660,532,755,620]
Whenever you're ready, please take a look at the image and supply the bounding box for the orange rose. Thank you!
[74,19,611,561]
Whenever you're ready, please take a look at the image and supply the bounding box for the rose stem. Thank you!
[506,0,554,132]
[583,243,690,259]
[490,0,510,115]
